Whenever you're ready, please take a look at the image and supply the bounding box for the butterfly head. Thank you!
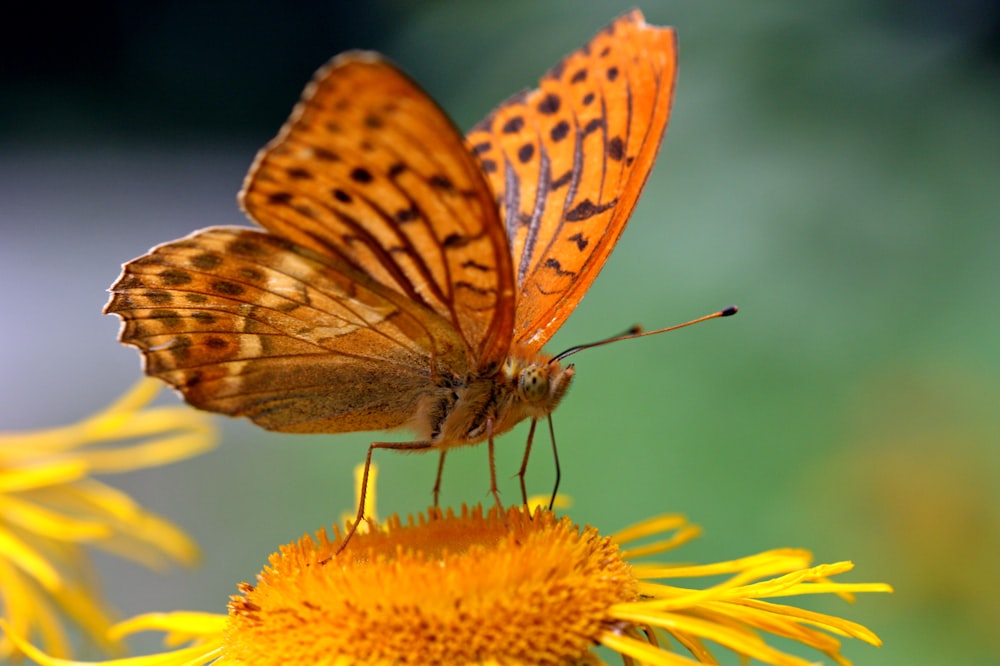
[502,354,574,416]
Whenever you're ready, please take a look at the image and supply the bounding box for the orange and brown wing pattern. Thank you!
[241,53,516,370]
[466,10,677,350]
[105,226,469,433]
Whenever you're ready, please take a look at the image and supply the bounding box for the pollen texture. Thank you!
[225,505,637,665]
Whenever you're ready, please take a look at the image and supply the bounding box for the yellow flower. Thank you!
[0,378,216,659]
[3,503,890,665]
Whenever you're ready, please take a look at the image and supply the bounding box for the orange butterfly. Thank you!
[106,10,731,542]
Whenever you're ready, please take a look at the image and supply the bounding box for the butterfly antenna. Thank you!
[551,305,738,364]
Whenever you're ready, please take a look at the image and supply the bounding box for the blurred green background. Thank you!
[2,1,998,663]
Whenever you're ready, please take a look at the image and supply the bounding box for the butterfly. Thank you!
[106,10,722,542]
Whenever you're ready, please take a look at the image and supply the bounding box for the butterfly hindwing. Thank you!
[106,227,469,433]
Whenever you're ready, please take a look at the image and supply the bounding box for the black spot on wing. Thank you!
[144,290,172,305]
[287,167,313,180]
[608,136,624,162]
[395,207,418,223]
[551,170,572,190]
[550,120,570,143]
[160,269,192,287]
[544,257,573,277]
[565,198,617,222]
[442,233,471,249]
[537,93,561,115]
[462,259,491,272]
[350,167,373,183]
[149,310,182,329]
[212,281,244,296]
[455,281,493,296]
[502,116,524,134]
[517,143,535,164]
[190,253,222,270]
[430,175,455,192]
[313,147,339,161]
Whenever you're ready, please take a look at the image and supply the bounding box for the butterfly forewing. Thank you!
[241,53,516,369]
[466,10,677,350]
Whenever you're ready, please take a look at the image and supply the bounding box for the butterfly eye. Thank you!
[518,365,550,403]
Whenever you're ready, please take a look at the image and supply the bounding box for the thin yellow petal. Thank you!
[0,560,72,659]
[711,561,862,601]
[0,460,88,491]
[525,493,573,512]
[599,630,701,665]
[77,430,214,474]
[0,495,112,541]
[612,513,690,544]
[633,549,813,580]
[110,612,228,643]
[732,598,885,646]
[0,525,62,589]
[84,404,212,442]
[340,463,378,532]
[619,525,703,560]
[2,618,218,666]
[614,610,816,666]
[50,480,199,566]
[660,627,716,664]
[0,378,160,454]
[92,377,164,417]
[0,378,215,659]
[763,581,895,598]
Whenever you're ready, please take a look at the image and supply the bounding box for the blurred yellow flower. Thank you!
[4,501,890,665]
[0,378,216,659]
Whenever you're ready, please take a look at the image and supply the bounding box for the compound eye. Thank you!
[519,366,550,402]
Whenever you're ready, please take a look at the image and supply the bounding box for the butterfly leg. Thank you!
[516,418,539,506]
[486,417,505,517]
[335,439,433,556]
[432,450,448,507]
[545,415,561,510]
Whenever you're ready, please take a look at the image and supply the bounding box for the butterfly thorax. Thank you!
[420,350,574,449]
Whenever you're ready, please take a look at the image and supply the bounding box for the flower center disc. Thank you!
[225,505,637,664]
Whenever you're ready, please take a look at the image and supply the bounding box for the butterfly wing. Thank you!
[108,53,521,434]
[106,227,471,433]
[241,53,515,372]
[466,10,678,349]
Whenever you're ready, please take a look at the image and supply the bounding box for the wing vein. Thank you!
[516,134,551,286]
